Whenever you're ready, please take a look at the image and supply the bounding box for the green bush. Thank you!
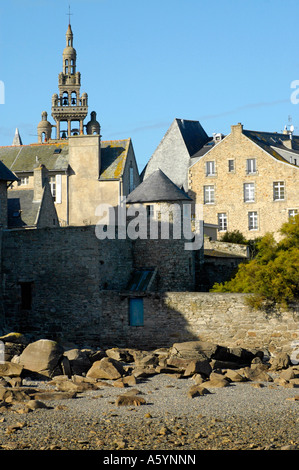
[211,215,299,309]
[220,230,247,244]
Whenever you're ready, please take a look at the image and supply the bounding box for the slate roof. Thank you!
[7,190,41,228]
[0,160,18,182]
[142,119,210,190]
[100,139,131,179]
[126,169,191,203]
[0,142,69,173]
[176,119,210,157]
[243,130,299,166]
[0,138,133,179]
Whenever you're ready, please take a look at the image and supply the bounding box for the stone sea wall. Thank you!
[100,291,299,356]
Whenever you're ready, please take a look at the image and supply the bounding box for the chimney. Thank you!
[231,123,243,136]
[33,164,49,202]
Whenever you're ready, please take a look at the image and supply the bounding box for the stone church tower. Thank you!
[37,21,100,142]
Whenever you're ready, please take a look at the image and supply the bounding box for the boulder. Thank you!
[170,341,216,360]
[54,379,97,393]
[25,399,49,411]
[279,367,296,381]
[270,352,291,371]
[224,369,246,383]
[18,339,63,377]
[243,365,273,382]
[187,385,210,398]
[183,359,212,378]
[0,362,23,377]
[86,357,124,380]
[115,394,146,406]
[204,372,231,388]
[0,332,28,345]
[63,349,91,376]
[105,348,134,363]
[133,351,159,368]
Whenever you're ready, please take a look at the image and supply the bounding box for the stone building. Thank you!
[189,123,299,240]
[0,22,140,227]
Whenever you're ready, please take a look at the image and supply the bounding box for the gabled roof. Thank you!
[126,169,191,203]
[0,137,134,179]
[0,160,18,182]
[7,184,59,229]
[7,190,41,228]
[100,139,132,179]
[142,118,210,191]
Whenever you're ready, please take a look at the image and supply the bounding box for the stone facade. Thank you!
[0,222,197,344]
[100,292,299,355]
[189,123,299,240]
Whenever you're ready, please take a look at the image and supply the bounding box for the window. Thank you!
[49,176,56,201]
[273,181,285,201]
[244,183,255,202]
[20,282,33,310]
[18,176,29,186]
[129,298,144,326]
[248,211,258,231]
[289,209,298,219]
[146,205,154,218]
[218,213,227,231]
[206,161,216,176]
[204,185,215,204]
[228,160,235,172]
[246,158,257,174]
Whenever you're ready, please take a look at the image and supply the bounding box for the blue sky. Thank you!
[1,0,299,171]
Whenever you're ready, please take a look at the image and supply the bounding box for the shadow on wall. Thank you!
[99,291,201,350]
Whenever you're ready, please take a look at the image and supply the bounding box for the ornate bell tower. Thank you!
[51,22,88,139]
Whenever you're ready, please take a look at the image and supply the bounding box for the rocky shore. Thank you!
[0,333,298,452]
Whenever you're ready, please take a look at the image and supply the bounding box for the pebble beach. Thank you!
[0,373,298,452]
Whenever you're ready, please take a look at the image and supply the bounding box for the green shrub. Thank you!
[211,215,299,309]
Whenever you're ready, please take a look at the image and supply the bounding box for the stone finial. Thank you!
[12,128,23,146]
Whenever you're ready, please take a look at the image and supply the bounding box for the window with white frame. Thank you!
[246,158,257,174]
[248,211,258,230]
[218,213,227,231]
[244,183,255,202]
[205,161,216,176]
[49,176,56,201]
[288,209,298,219]
[273,181,285,201]
[204,185,215,204]
[18,176,29,186]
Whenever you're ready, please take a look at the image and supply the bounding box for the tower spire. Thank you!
[50,22,88,139]
[67,4,73,25]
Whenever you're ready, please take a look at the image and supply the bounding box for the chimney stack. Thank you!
[33,164,49,202]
